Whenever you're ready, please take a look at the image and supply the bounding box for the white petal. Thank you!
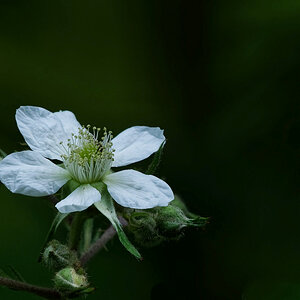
[55,184,101,213]
[111,126,165,167]
[0,151,70,197]
[103,169,174,209]
[16,106,80,160]
[53,110,81,136]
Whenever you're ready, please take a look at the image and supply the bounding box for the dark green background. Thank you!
[0,1,299,299]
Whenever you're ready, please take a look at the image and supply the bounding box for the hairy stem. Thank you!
[80,217,128,266]
[0,277,61,299]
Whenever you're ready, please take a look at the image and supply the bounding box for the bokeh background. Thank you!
[0,1,299,299]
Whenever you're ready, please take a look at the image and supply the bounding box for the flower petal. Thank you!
[103,169,174,209]
[0,151,70,196]
[53,110,81,137]
[16,106,81,160]
[111,126,165,167]
[55,184,101,213]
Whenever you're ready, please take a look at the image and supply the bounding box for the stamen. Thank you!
[60,125,114,183]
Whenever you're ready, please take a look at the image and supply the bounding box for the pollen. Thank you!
[60,126,114,183]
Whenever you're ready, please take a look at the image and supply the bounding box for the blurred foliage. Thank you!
[0,0,299,299]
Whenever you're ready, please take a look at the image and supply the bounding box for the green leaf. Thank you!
[38,212,69,262]
[146,141,165,175]
[94,192,142,259]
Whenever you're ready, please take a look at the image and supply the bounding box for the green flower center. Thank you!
[60,125,114,183]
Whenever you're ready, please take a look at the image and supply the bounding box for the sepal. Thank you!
[54,267,89,292]
[42,240,79,271]
[0,149,6,161]
[146,141,165,175]
[39,212,69,262]
[94,190,142,259]
[155,205,207,238]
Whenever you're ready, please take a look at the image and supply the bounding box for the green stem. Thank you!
[81,218,94,253]
[68,212,86,250]
[80,217,128,266]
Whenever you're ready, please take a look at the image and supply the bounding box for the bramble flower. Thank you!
[0,106,174,214]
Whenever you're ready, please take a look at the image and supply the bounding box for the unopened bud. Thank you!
[170,195,200,218]
[155,205,207,238]
[156,205,190,235]
[54,267,89,292]
[127,210,163,247]
[125,195,208,247]
[170,195,209,227]
[42,240,79,271]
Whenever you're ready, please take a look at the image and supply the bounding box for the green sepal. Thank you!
[0,149,6,159]
[42,240,79,271]
[54,267,89,293]
[171,195,209,223]
[66,180,80,193]
[38,212,69,262]
[125,196,209,247]
[94,192,142,260]
[146,141,165,175]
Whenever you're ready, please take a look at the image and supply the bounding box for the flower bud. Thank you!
[155,205,207,238]
[125,196,208,247]
[156,205,190,236]
[42,240,79,271]
[54,267,89,292]
[127,210,163,247]
[170,195,209,227]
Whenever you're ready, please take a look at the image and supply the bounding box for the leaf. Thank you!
[146,141,165,175]
[38,212,69,262]
[94,192,142,259]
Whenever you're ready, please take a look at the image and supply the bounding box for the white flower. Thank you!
[0,106,174,213]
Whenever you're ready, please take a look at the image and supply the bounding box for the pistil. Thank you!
[60,126,114,183]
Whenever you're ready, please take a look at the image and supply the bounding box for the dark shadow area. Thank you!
[0,0,299,299]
